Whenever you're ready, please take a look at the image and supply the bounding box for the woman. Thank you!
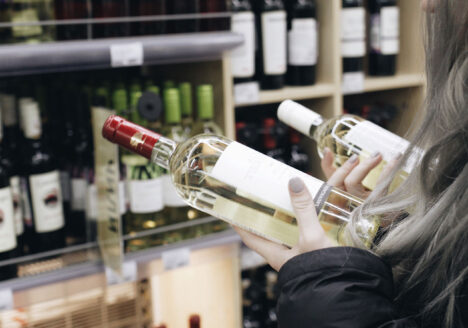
[236,0,468,327]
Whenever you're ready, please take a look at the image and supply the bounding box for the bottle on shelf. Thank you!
[55,0,90,40]
[167,0,199,34]
[179,82,194,138]
[262,118,287,163]
[162,88,200,225]
[189,314,201,328]
[199,0,230,32]
[20,100,65,253]
[231,0,256,85]
[130,0,165,36]
[255,0,287,90]
[277,100,413,190]
[10,0,43,43]
[191,84,223,136]
[0,109,19,281]
[0,93,25,254]
[287,130,309,173]
[103,115,379,248]
[341,0,366,80]
[236,121,260,150]
[286,0,318,86]
[91,0,129,38]
[368,0,399,76]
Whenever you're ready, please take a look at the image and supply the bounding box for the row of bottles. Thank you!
[154,314,202,328]
[0,0,231,44]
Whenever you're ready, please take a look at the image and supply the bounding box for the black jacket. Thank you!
[276,247,466,328]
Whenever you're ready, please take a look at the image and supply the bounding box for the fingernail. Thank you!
[324,147,331,154]
[289,177,304,193]
[371,151,381,158]
[348,154,358,163]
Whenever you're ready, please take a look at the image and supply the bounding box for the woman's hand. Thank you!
[234,177,334,272]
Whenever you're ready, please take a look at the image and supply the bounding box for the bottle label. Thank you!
[60,171,71,202]
[344,120,418,172]
[86,184,98,221]
[10,176,23,236]
[71,178,87,211]
[29,171,65,233]
[288,18,318,66]
[262,11,287,75]
[20,102,41,139]
[380,7,399,55]
[231,12,256,78]
[163,175,186,207]
[211,142,329,216]
[128,178,164,213]
[341,8,366,57]
[0,187,17,252]
[20,177,32,230]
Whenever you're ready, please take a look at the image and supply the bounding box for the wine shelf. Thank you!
[0,31,243,77]
[363,73,425,93]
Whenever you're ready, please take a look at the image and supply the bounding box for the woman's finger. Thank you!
[288,178,332,250]
[327,154,360,187]
[376,153,403,186]
[321,148,336,179]
[344,152,383,194]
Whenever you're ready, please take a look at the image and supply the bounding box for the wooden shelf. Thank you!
[363,73,425,93]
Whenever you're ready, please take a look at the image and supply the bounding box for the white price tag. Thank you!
[110,43,144,67]
[105,261,138,286]
[342,72,364,95]
[0,289,14,311]
[162,247,191,271]
[234,82,260,105]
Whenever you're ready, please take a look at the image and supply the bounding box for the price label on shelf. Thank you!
[234,82,260,105]
[110,42,144,67]
[105,261,138,286]
[162,247,191,271]
[342,72,364,95]
[0,289,14,311]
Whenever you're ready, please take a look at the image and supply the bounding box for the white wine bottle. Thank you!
[102,116,379,248]
[277,100,418,190]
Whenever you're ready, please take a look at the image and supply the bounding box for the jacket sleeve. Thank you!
[276,247,418,328]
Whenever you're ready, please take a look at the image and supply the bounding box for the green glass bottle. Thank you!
[179,82,194,138]
[191,84,223,136]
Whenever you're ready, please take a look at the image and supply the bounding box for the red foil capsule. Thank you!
[102,115,161,159]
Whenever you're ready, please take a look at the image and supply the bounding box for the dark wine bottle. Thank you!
[341,0,365,74]
[20,100,65,253]
[0,93,24,254]
[130,0,165,36]
[92,0,129,38]
[287,130,309,172]
[231,0,256,84]
[189,315,201,328]
[255,0,287,90]
[167,0,199,34]
[286,0,318,86]
[368,0,399,76]
[199,0,230,32]
[262,118,287,163]
[55,0,90,40]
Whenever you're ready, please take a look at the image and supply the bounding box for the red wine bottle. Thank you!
[263,118,287,163]
[189,315,201,328]
[167,0,199,34]
[341,0,365,74]
[287,130,309,172]
[255,0,287,90]
[130,0,166,36]
[199,0,230,32]
[92,0,130,38]
[231,0,256,84]
[286,0,318,86]
[20,100,65,253]
[55,0,90,40]
[368,0,399,76]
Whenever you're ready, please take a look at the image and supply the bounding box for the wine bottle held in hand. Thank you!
[277,100,418,190]
[102,115,379,248]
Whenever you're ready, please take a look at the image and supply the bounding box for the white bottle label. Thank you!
[119,181,127,215]
[29,171,65,233]
[341,8,366,57]
[262,11,287,75]
[86,184,98,220]
[288,18,318,66]
[380,7,399,55]
[71,178,87,211]
[163,175,186,207]
[0,187,16,252]
[231,11,256,78]
[10,176,23,236]
[129,178,164,213]
[20,101,41,139]
[211,142,326,216]
[344,121,418,172]
[60,171,71,202]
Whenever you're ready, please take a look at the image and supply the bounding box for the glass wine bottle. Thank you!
[102,115,380,248]
[191,84,223,136]
[341,0,365,80]
[277,100,414,190]
[262,118,287,163]
[368,0,399,76]
[231,0,255,84]
[179,82,194,138]
[286,0,318,86]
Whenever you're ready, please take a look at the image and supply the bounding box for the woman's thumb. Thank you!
[288,177,319,233]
